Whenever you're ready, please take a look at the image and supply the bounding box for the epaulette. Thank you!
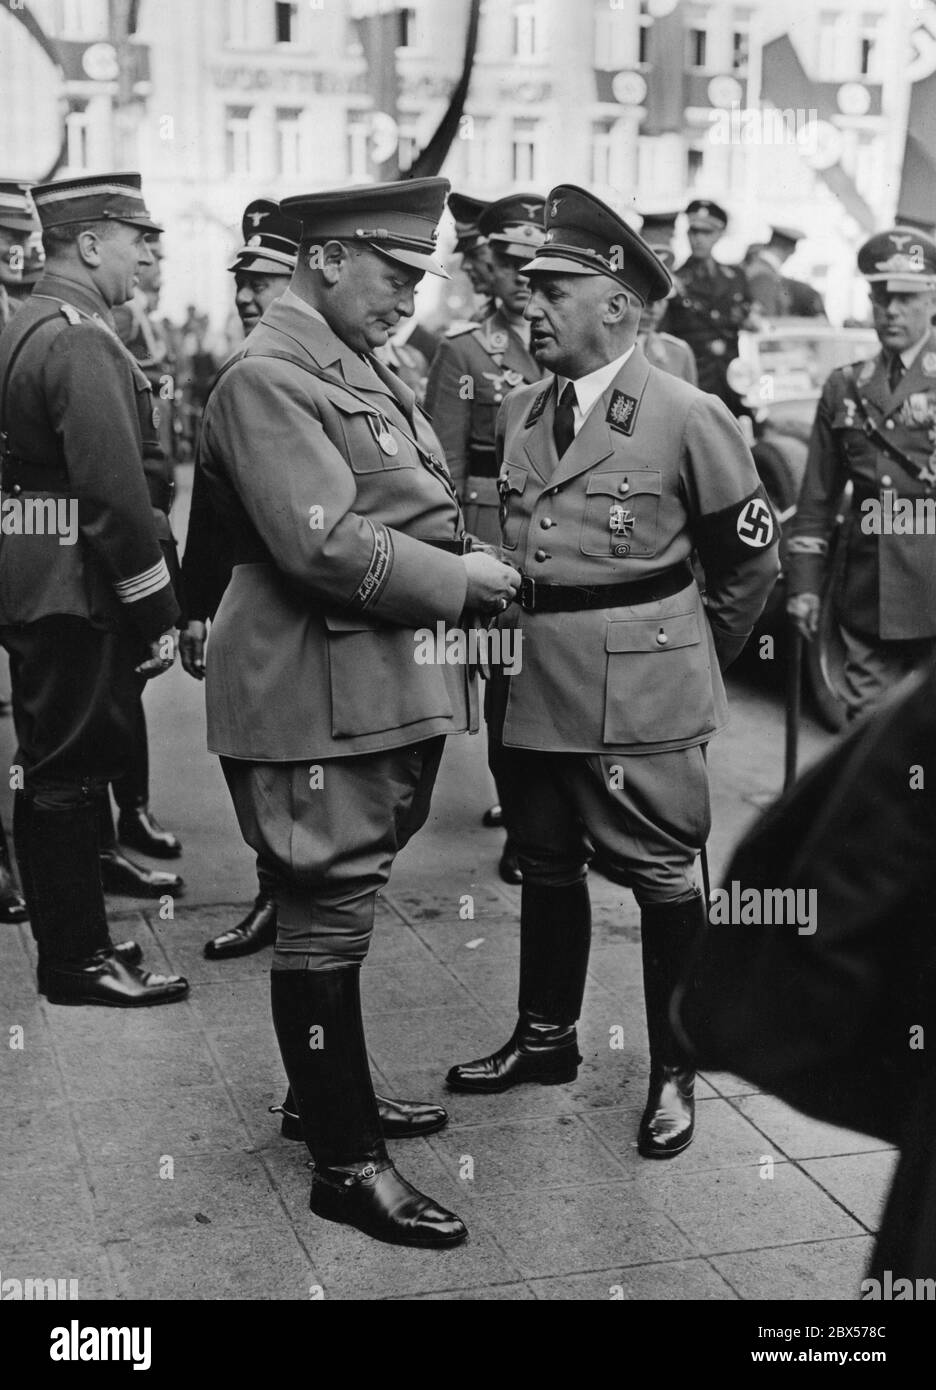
[59,303,82,325]
[445,320,480,339]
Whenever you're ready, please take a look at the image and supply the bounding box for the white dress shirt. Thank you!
[557,345,637,437]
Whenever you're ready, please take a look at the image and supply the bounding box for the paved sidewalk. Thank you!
[0,722,893,1302]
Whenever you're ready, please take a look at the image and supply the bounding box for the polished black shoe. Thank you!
[498,841,522,885]
[637,1066,696,1158]
[37,939,143,995]
[203,895,276,959]
[481,804,504,828]
[117,807,182,859]
[310,1158,467,1248]
[273,1089,448,1141]
[99,849,184,899]
[446,1018,581,1093]
[43,949,189,1007]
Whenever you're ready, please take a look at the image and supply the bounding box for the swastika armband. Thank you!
[350,520,393,610]
[693,485,778,572]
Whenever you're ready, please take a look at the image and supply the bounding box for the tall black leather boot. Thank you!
[0,813,28,923]
[271,966,467,1248]
[272,1084,447,1142]
[446,881,590,1092]
[638,893,707,1159]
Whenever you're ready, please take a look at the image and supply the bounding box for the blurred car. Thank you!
[726,320,880,729]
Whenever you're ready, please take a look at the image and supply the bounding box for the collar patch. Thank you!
[606,389,638,435]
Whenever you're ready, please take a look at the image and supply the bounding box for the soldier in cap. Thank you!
[445,185,778,1162]
[425,193,547,884]
[447,190,496,319]
[746,225,825,320]
[0,171,188,1006]
[787,227,936,718]
[196,176,520,1247]
[636,243,697,385]
[181,199,301,961]
[0,181,37,328]
[663,199,753,414]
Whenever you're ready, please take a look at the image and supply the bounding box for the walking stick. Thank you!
[699,841,711,907]
[784,622,803,792]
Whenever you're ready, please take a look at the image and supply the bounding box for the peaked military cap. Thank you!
[448,191,490,254]
[229,198,301,276]
[281,177,450,277]
[858,227,936,293]
[522,184,672,305]
[769,224,805,252]
[686,198,728,232]
[638,209,679,247]
[0,181,37,234]
[31,171,162,232]
[478,193,546,261]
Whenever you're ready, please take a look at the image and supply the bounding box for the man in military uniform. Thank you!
[181,199,301,961]
[0,180,35,329]
[787,228,936,719]
[663,199,753,414]
[446,186,779,1161]
[746,226,826,320]
[425,194,546,883]
[197,177,520,1246]
[447,191,495,320]
[0,172,188,1006]
[637,246,697,385]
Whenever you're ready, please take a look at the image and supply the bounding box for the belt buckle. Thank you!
[518,575,536,611]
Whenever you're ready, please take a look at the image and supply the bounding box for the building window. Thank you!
[687,146,704,187]
[512,2,538,61]
[225,0,252,47]
[346,112,370,180]
[275,2,298,45]
[225,106,255,177]
[594,0,633,69]
[65,107,91,170]
[512,118,538,182]
[731,8,752,73]
[464,115,493,183]
[591,120,615,186]
[398,7,421,49]
[687,27,707,69]
[638,0,652,65]
[858,12,882,80]
[276,108,303,178]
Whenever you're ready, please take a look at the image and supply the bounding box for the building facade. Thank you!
[0,0,926,326]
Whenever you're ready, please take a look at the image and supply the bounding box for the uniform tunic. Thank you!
[488,347,779,900]
[197,291,479,964]
[663,257,752,411]
[425,306,543,544]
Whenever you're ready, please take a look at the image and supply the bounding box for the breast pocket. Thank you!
[330,396,416,475]
[498,462,530,550]
[603,609,715,745]
[580,471,661,559]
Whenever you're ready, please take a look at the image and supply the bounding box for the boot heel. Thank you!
[541,1062,579,1085]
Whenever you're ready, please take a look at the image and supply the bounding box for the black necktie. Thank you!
[553,382,576,459]
[888,353,904,393]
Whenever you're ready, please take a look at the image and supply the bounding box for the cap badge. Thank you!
[247,211,268,228]
[520,202,540,220]
[549,198,562,218]
[874,251,924,275]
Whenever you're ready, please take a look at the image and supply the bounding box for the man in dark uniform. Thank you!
[637,246,697,385]
[447,191,495,321]
[446,186,779,1161]
[425,194,546,884]
[0,172,188,1006]
[181,198,301,960]
[746,225,826,319]
[197,177,520,1246]
[663,198,753,414]
[787,228,936,719]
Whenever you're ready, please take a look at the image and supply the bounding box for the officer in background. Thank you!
[0,180,35,328]
[446,187,778,1161]
[787,228,936,719]
[0,172,187,1006]
[637,246,697,385]
[425,194,546,884]
[663,199,753,415]
[197,177,520,1246]
[447,191,495,321]
[745,226,826,319]
[181,198,300,960]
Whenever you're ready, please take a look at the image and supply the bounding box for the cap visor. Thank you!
[522,253,603,277]
[867,274,936,292]
[229,253,295,277]
[115,214,164,234]
[372,244,449,278]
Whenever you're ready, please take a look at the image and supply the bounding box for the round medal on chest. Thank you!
[378,430,398,456]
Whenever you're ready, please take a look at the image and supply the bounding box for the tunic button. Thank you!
[880,475,892,487]
[468,490,478,501]
[884,420,895,430]
[656,629,668,646]
[618,481,629,494]
[533,549,549,562]
[11,483,22,497]
[612,544,629,556]
[540,518,554,529]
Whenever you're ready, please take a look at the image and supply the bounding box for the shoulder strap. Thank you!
[0,312,63,443]
[843,371,936,489]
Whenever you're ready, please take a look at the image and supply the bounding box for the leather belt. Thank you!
[467,446,499,479]
[424,536,471,554]
[517,560,693,613]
